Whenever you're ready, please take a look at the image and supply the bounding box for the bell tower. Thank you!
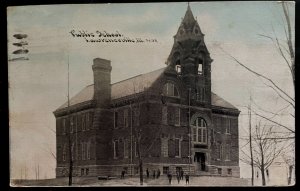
[166,4,212,104]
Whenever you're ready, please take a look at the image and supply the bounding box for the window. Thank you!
[227,168,232,175]
[124,109,128,127]
[74,115,77,133]
[87,142,90,160]
[196,87,205,102]
[82,142,86,160]
[86,113,89,130]
[217,143,223,160]
[70,117,74,133]
[191,117,207,144]
[175,138,181,157]
[218,168,222,175]
[226,118,231,134]
[86,168,89,175]
[192,128,197,142]
[211,129,215,143]
[225,144,231,161]
[198,60,203,75]
[114,111,118,129]
[62,144,67,161]
[161,138,168,157]
[62,118,66,134]
[81,168,84,176]
[175,108,180,126]
[82,115,86,131]
[133,107,140,126]
[113,140,119,159]
[162,106,168,125]
[124,139,129,158]
[163,82,179,97]
[176,65,181,74]
[163,166,169,174]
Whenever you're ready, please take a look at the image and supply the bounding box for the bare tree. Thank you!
[241,121,290,186]
[219,1,295,135]
[128,79,162,185]
[248,98,254,186]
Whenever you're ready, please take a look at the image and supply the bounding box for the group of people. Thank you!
[167,169,189,185]
[146,168,161,179]
[121,167,190,185]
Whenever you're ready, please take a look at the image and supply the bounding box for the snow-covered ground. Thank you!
[11,176,250,187]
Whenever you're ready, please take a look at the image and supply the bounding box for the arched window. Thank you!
[163,82,179,97]
[191,117,207,144]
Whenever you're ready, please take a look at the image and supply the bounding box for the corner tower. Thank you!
[167,4,212,105]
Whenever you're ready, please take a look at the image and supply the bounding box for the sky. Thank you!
[7,2,295,180]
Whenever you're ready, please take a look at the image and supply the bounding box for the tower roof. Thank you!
[182,3,196,27]
[174,4,204,42]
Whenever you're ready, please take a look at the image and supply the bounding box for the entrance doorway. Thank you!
[194,152,206,171]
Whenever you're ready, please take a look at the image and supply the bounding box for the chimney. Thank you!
[92,58,112,108]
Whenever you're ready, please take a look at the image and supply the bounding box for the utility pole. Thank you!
[130,101,133,177]
[248,96,254,186]
[188,88,191,174]
[67,55,73,186]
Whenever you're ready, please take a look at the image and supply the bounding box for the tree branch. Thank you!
[219,47,295,103]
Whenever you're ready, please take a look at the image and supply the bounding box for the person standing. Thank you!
[146,168,149,178]
[180,169,184,180]
[168,172,172,185]
[185,174,189,185]
[156,169,160,179]
[176,171,180,184]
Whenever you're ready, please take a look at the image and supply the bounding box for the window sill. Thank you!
[225,159,231,162]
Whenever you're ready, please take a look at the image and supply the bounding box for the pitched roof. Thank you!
[57,68,238,110]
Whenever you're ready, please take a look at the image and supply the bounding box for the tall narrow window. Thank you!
[62,118,66,134]
[163,82,179,97]
[133,107,140,126]
[70,117,73,133]
[191,117,207,144]
[162,106,168,125]
[82,115,86,131]
[175,138,181,157]
[114,111,118,129]
[124,139,129,158]
[62,143,66,161]
[226,119,231,134]
[161,138,168,157]
[198,60,203,75]
[175,108,180,126]
[74,115,77,133]
[82,142,86,160]
[196,87,205,101]
[211,129,215,143]
[176,65,181,74]
[217,143,223,160]
[124,109,128,127]
[87,142,90,160]
[86,113,89,130]
[113,140,119,159]
[225,143,231,160]
[192,128,197,142]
